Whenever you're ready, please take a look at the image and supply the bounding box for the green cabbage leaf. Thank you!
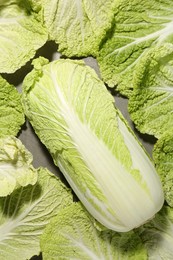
[0,167,73,260]
[0,0,48,73]
[42,0,115,57]
[22,58,164,232]
[128,43,173,139]
[153,132,173,207]
[97,0,173,96]
[0,76,25,137]
[139,206,173,260]
[41,202,147,260]
[0,136,37,196]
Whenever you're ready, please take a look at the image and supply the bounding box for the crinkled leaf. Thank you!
[153,132,173,207]
[41,202,147,260]
[0,167,73,260]
[139,206,173,260]
[97,0,173,96]
[22,58,163,232]
[42,0,115,57]
[0,76,25,137]
[0,0,48,73]
[128,43,173,138]
[0,136,37,196]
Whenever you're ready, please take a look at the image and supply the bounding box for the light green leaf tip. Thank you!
[0,167,73,260]
[0,136,37,196]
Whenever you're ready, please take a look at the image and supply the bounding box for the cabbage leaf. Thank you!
[22,58,164,232]
[42,0,115,57]
[97,0,173,96]
[139,206,173,260]
[0,76,25,137]
[0,167,73,260]
[153,132,173,207]
[0,0,48,73]
[41,202,147,260]
[0,136,37,196]
[128,43,173,138]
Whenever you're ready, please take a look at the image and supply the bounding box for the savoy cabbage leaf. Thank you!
[22,58,163,232]
[41,202,147,260]
[97,0,173,96]
[0,167,73,260]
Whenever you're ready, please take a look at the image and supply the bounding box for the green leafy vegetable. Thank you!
[0,76,25,137]
[139,206,173,260]
[22,58,164,232]
[42,0,115,57]
[0,167,73,260]
[0,0,48,73]
[0,136,37,196]
[41,202,147,260]
[153,132,173,207]
[97,0,173,96]
[128,43,173,138]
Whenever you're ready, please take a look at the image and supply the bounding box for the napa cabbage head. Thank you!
[22,57,164,232]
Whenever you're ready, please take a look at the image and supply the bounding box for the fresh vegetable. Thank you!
[22,58,164,232]
[0,76,25,137]
[41,0,116,57]
[138,206,173,260]
[153,132,173,207]
[0,0,48,73]
[41,202,147,260]
[1,0,173,258]
[97,0,173,96]
[128,43,173,139]
[0,167,73,260]
[0,136,37,197]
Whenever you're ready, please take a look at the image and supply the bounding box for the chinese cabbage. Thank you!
[22,58,164,232]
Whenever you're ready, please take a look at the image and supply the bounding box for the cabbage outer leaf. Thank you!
[42,0,115,57]
[0,136,37,196]
[128,43,173,138]
[0,0,48,73]
[153,132,173,207]
[41,202,147,260]
[139,206,173,260]
[0,76,25,137]
[97,0,173,96]
[22,58,164,232]
[0,167,73,260]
